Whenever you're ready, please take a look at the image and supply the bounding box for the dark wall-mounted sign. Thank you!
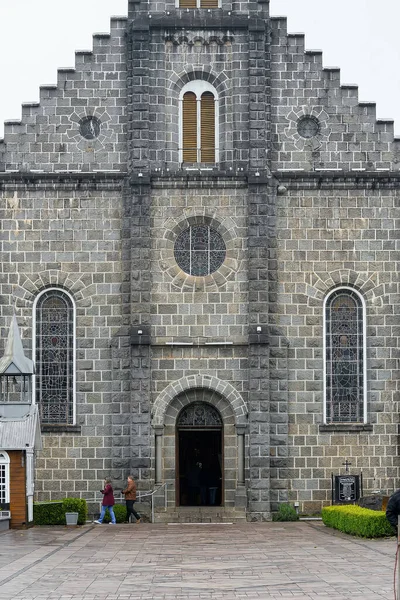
[333,475,360,503]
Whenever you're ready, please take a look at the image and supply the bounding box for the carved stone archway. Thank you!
[153,386,247,507]
[152,374,247,427]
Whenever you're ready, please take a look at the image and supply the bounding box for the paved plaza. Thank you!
[0,521,397,600]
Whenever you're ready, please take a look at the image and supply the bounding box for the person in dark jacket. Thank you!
[386,489,400,531]
[122,475,141,523]
[94,478,116,524]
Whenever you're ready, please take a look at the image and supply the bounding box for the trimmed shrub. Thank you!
[321,504,394,538]
[272,503,299,522]
[34,498,87,526]
[63,498,88,525]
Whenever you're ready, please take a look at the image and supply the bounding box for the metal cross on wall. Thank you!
[342,459,352,473]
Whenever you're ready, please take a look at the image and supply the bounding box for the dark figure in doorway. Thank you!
[122,475,141,523]
[187,455,202,505]
[208,461,221,505]
[199,462,208,505]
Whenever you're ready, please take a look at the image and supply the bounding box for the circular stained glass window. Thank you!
[297,116,320,139]
[174,225,226,276]
[79,116,101,140]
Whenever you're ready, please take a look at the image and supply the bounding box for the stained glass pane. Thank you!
[178,402,223,427]
[297,116,319,139]
[174,225,226,276]
[325,290,364,423]
[36,291,74,424]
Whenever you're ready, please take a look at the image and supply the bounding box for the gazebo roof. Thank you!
[0,315,34,376]
[0,404,41,450]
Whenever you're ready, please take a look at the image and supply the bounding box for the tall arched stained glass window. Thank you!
[324,288,366,424]
[34,290,74,425]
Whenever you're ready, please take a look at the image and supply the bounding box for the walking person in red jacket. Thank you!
[94,478,116,524]
[122,475,141,523]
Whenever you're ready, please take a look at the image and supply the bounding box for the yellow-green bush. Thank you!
[321,504,394,538]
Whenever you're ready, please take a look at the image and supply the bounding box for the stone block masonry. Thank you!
[0,0,400,521]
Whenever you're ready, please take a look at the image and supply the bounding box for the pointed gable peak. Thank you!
[0,315,34,375]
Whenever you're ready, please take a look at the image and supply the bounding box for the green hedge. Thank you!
[34,498,88,526]
[321,504,394,538]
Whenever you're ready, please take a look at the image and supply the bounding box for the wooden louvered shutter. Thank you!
[183,92,197,162]
[200,92,215,163]
[200,0,218,7]
[180,0,196,8]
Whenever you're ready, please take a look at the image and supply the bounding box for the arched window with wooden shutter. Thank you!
[201,92,215,163]
[179,0,196,8]
[200,0,218,6]
[180,82,218,164]
[183,92,198,163]
[179,0,218,6]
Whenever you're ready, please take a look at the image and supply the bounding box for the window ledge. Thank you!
[319,423,373,433]
[41,424,81,434]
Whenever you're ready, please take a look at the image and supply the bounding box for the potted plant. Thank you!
[65,512,79,526]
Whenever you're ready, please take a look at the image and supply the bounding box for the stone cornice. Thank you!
[130,12,266,32]
[274,170,400,190]
[0,171,125,191]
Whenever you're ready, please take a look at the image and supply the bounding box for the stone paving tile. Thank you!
[0,522,397,599]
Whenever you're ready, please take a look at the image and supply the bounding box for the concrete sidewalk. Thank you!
[0,521,396,599]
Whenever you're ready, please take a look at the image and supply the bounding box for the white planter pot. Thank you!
[65,512,79,526]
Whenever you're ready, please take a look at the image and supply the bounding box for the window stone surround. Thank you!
[159,213,242,292]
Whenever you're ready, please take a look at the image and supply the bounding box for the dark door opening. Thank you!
[178,429,222,506]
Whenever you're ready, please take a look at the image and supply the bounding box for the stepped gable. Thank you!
[0,17,128,174]
[270,17,400,172]
[0,7,399,175]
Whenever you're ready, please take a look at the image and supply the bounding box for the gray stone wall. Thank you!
[0,178,125,512]
[271,178,400,513]
[0,0,399,520]
[149,28,250,170]
[0,18,127,173]
[151,184,248,340]
[270,17,400,172]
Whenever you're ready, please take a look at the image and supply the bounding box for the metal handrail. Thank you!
[139,482,168,523]
[88,482,168,524]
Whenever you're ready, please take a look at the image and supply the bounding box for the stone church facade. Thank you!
[0,0,399,521]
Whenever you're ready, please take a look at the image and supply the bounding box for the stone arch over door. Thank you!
[152,374,247,426]
[153,384,247,509]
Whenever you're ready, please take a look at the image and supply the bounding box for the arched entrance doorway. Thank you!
[176,402,223,507]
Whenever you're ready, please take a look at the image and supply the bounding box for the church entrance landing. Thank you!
[177,403,223,507]
[153,384,248,522]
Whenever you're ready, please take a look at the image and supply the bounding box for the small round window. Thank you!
[174,225,226,276]
[79,116,101,140]
[297,115,320,139]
